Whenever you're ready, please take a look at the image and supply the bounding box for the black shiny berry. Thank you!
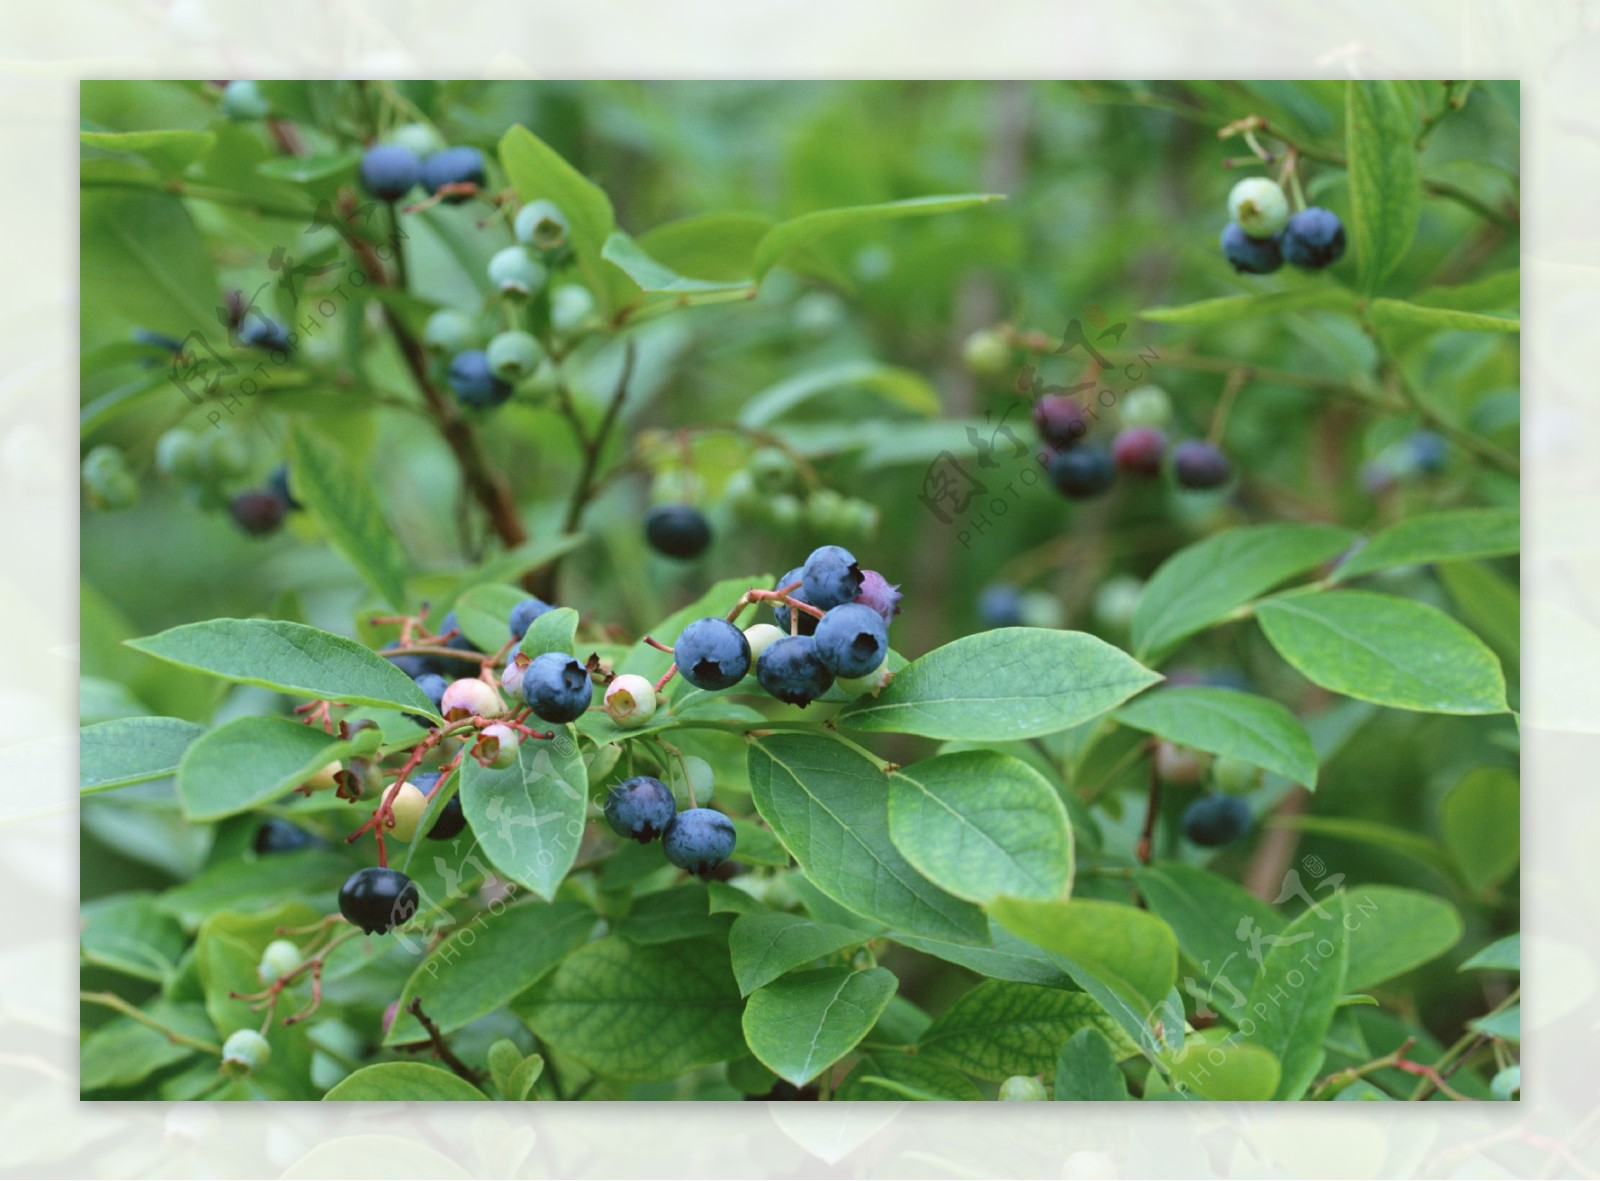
[644,504,712,560]
[252,817,323,855]
[338,867,420,935]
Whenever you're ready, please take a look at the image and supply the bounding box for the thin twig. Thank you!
[404,998,486,1086]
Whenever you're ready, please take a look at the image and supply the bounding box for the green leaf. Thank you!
[742,966,897,1085]
[1132,863,1284,1014]
[126,618,438,714]
[917,980,1136,1080]
[81,189,220,337]
[453,533,589,594]
[1438,561,1520,663]
[255,152,359,185]
[515,935,745,1081]
[1245,892,1349,1099]
[80,128,215,174]
[748,733,986,943]
[1273,815,1458,880]
[887,750,1074,903]
[1460,933,1519,973]
[504,1053,545,1100]
[1346,80,1421,293]
[1440,767,1520,893]
[518,606,580,660]
[459,727,588,901]
[728,911,867,997]
[737,362,941,429]
[1256,590,1508,714]
[1164,1029,1282,1101]
[154,850,351,929]
[838,628,1159,742]
[323,1062,487,1101]
[80,716,206,793]
[498,126,618,309]
[892,920,1076,990]
[752,193,1003,278]
[1368,298,1519,334]
[1344,885,1463,991]
[615,882,732,945]
[450,583,524,652]
[1332,508,1520,581]
[81,1001,214,1092]
[601,230,756,302]
[1054,1027,1130,1100]
[1133,524,1356,661]
[989,897,1178,1054]
[1113,687,1319,788]
[176,716,381,821]
[837,1053,983,1101]
[288,423,411,610]
[1139,287,1356,324]
[81,894,187,982]
[635,210,775,280]
[384,900,595,1045]
[1469,1005,1519,1042]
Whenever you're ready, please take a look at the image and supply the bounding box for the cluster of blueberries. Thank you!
[1219,177,1346,276]
[1035,381,1233,501]
[145,418,304,536]
[722,447,880,543]
[1155,741,1260,848]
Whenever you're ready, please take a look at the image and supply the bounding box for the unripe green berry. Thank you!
[197,431,250,481]
[835,658,891,697]
[257,939,301,984]
[1213,756,1262,795]
[1120,384,1173,429]
[1155,741,1211,788]
[485,331,542,383]
[423,309,478,355]
[221,1028,271,1075]
[804,488,850,535]
[962,328,1011,379]
[1228,177,1290,240]
[514,199,570,252]
[765,493,803,532]
[604,674,658,729]
[220,80,270,121]
[1018,591,1064,630]
[743,623,787,660]
[651,469,704,506]
[384,782,429,842]
[155,429,201,481]
[671,755,715,808]
[748,447,798,493]
[722,469,763,517]
[474,723,520,769]
[390,123,443,158]
[999,1075,1048,1101]
[550,284,596,334]
[488,247,547,298]
[1092,575,1144,633]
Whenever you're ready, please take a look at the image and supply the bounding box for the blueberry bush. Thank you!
[79,81,1520,1102]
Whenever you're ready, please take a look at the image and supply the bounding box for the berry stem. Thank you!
[403,998,486,1086]
[653,663,678,693]
[1135,740,1161,868]
[79,990,223,1055]
[1207,368,1248,446]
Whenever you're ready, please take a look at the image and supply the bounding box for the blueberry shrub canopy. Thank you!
[79,79,1520,1103]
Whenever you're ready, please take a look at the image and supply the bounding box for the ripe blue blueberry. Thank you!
[339,866,420,935]
[977,584,1025,628]
[230,489,286,535]
[674,617,752,691]
[239,315,292,353]
[1033,395,1089,448]
[645,504,712,560]
[359,144,421,201]
[1112,426,1166,476]
[448,350,513,409]
[1220,223,1283,274]
[662,807,737,876]
[521,652,592,723]
[800,545,864,610]
[812,603,890,679]
[1182,795,1252,847]
[421,146,486,202]
[854,570,902,623]
[604,776,677,843]
[771,567,817,636]
[406,672,449,726]
[1048,445,1115,499]
[1280,207,1346,270]
[252,817,323,855]
[266,462,301,510]
[1171,440,1233,490]
[1409,430,1448,473]
[508,596,553,640]
[756,634,834,707]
